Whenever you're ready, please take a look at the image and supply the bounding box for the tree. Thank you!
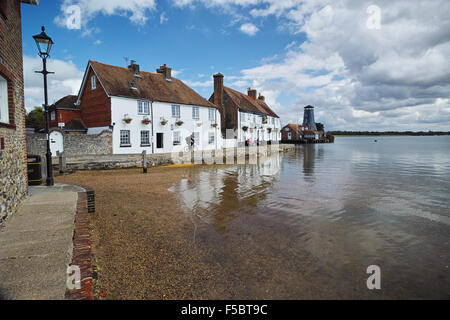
[26,106,45,132]
[316,122,324,132]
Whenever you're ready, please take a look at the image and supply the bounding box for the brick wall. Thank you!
[80,68,111,128]
[49,109,82,128]
[26,130,113,157]
[0,0,28,223]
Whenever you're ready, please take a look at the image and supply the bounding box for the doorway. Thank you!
[156,133,164,149]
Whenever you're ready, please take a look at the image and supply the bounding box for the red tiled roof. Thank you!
[283,124,302,134]
[52,95,78,110]
[64,118,87,131]
[223,87,279,118]
[89,60,217,108]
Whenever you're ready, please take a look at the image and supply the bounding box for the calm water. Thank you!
[169,136,450,299]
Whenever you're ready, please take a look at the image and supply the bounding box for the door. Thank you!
[49,131,64,156]
[156,133,164,149]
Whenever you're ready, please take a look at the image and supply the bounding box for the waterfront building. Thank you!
[75,60,222,154]
[209,73,282,146]
[0,0,38,223]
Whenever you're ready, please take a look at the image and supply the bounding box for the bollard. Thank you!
[142,150,147,173]
[58,151,65,174]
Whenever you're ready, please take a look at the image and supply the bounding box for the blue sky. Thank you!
[21,1,450,131]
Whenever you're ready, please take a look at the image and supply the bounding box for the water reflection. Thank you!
[169,153,281,235]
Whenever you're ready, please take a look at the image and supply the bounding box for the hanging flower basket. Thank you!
[197,121,203,127]
[242,126,248,131]
[176,120,184,126]
[211,123,218,128]
[142,117,151,125]
[123,115,132,124]
[267,128,272,133]
[160,119,168,126]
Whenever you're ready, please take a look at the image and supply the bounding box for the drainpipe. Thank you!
[151,101,154,154]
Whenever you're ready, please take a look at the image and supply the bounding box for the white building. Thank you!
[209,73,282,146]
[76,60,222,154]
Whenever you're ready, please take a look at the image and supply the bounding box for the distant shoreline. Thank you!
[329,132,450,137]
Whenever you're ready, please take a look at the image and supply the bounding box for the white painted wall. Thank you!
[238,110,282,143]
[111,96,222,154]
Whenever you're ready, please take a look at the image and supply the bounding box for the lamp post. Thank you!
[33,26,55,186]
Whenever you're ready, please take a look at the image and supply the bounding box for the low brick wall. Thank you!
[66,185,95,300]
[26,130,112,158]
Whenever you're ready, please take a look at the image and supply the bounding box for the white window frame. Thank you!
[173,131,181,145]
[120,130,131,146]
[208,132,215,145]
[51,111,56,121]
[0,75,9,124]
[209,108,216,121]
[141,130,150,146]
[138,100,149,115]
[172,105,180,118]
[192,106,199,120]
[91,75,96,90]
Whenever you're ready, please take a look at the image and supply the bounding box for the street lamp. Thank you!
[33,26,55,186]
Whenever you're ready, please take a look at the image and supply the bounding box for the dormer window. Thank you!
[91,75,96,90]
[129,81,137,90]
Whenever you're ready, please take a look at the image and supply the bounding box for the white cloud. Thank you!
[54,0,157,33]
[23,56,84,112]
[177,0,450,130]
[239,23,259,36]
[94,39,102,45]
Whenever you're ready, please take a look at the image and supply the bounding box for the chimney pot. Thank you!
[248,88,257,99]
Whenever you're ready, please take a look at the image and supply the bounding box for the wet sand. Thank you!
[55,163,449,299]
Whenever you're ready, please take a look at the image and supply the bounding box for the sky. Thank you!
[21,0,450,131]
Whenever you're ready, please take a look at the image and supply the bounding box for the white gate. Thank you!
[49,131,64,156]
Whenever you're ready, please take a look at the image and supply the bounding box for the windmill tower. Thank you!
[302,105,317,131]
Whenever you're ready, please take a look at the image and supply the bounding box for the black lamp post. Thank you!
[33,26,55,186]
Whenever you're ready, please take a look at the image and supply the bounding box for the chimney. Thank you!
[248,88,257,99]
[213,73,224,107]
[128,60,140,76]
[258,93,265,102]
[157,64,172,80]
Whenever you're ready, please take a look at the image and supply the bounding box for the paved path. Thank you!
[0,184,83,300]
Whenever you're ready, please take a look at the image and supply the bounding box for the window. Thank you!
[271,117,274,124]
[91,75,96,90]
[138,100,149,115]
[208,132,215,145]
[172,105,180,118]
[0,75,9,124]
[173,131,181,145]
[51,111,56,121]
[192,106,199,119]
[247,113,251,121]
[209,108,216,121]
[120,130,130,146]
[141,130,150,146]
